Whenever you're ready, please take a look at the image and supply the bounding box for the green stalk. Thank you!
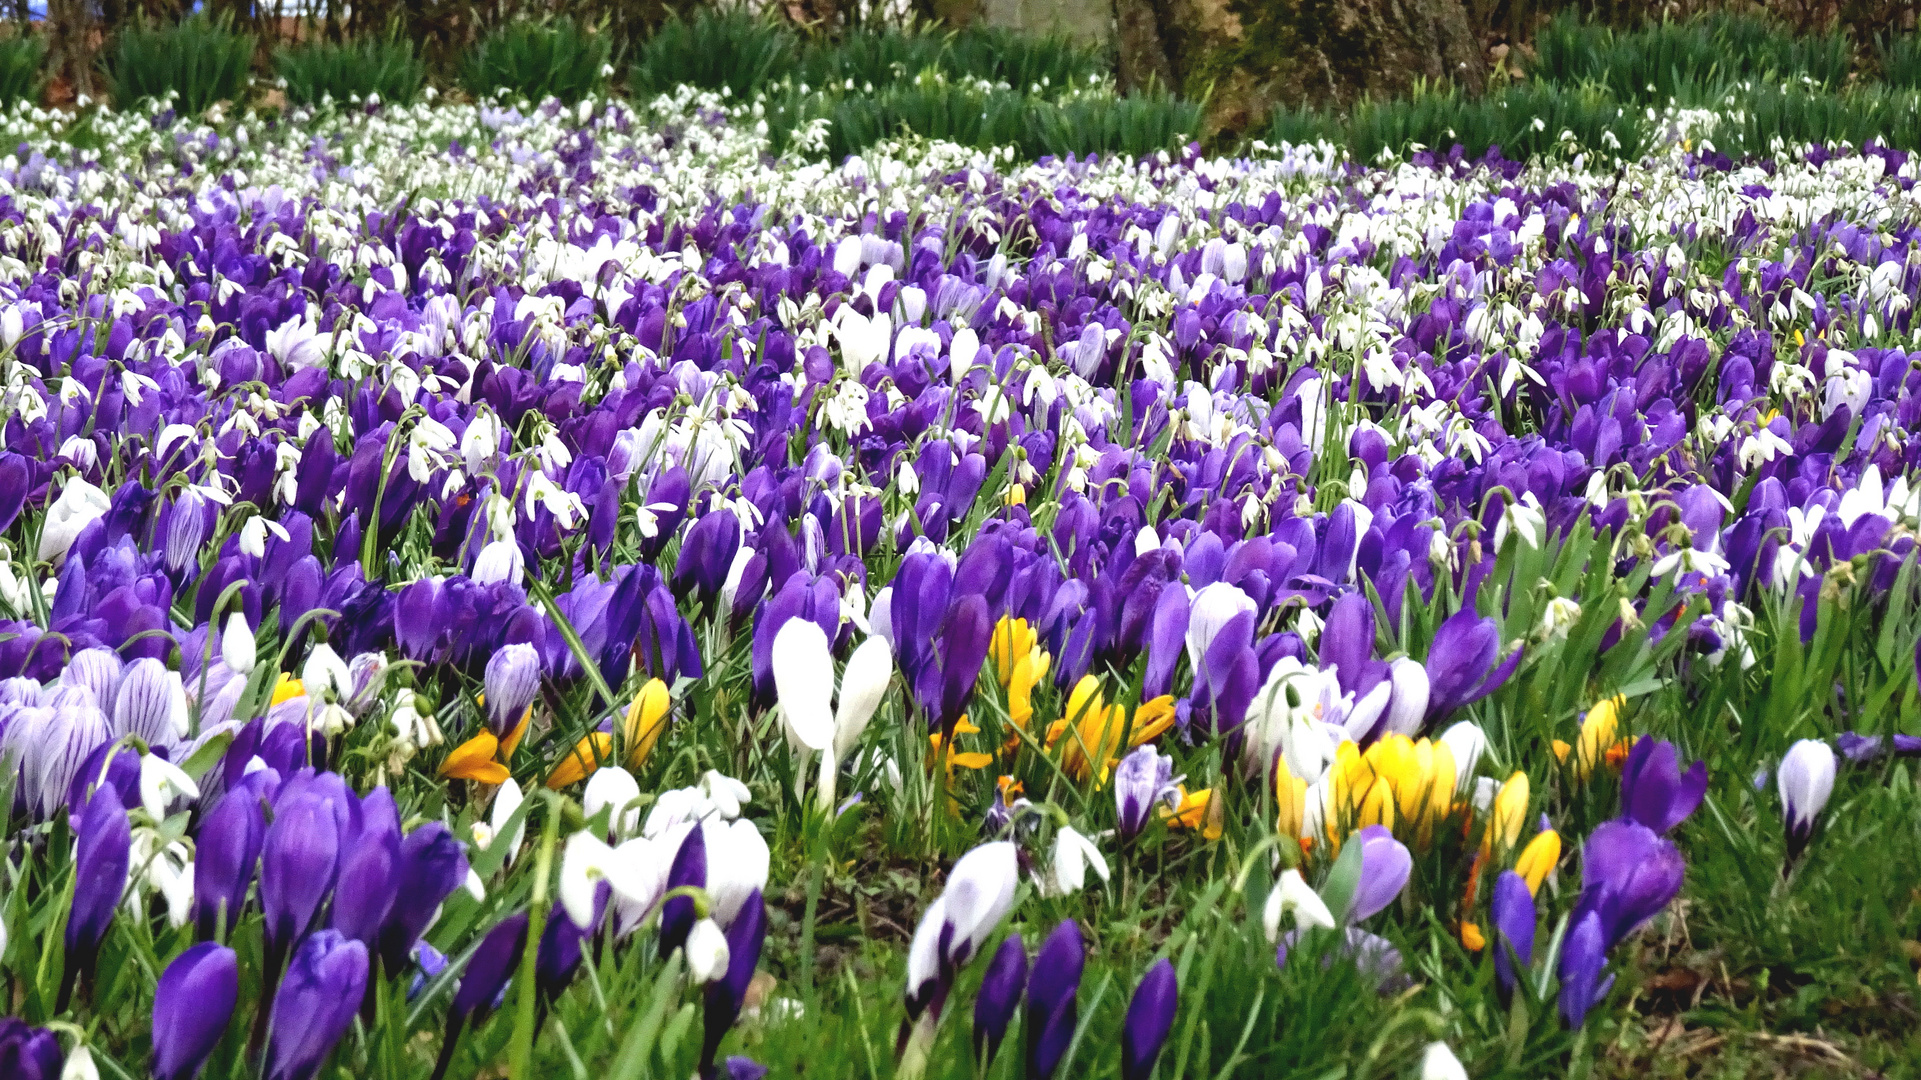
[509,796,559,1079]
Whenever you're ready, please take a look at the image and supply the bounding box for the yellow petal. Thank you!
[1358,775,1396,832]
[1515,828,1561,896]
[545,732,613,789]
[1127,695,1178,746]
[440,732,509,784]
[1461,922,1486,951]
[623,678,671,770]
[270,674,306,707]
[1274,756,1307,841]
[1485,771,1530,854]
[1576,696,1623,780]
[951,752,994,770]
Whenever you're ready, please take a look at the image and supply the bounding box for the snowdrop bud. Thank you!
[1438,721,1487,791]
[686,917,731,982]
[62,1044,99,1080]
[221,612,256,674]
[39,476,111,563]
[471,539,525,586]
[1420,1042,1468,1080]
[584,766,642,839]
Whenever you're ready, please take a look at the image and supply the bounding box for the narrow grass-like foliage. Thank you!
[275,38,426,107]
[628,8,796,100]
[0,35,45,109]
[104,14,254,114]
[1532,12,1851,103]
[1879,34,1921,89]
[465,18,610,105]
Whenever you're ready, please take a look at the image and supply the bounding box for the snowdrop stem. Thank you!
[508,792,559,1080]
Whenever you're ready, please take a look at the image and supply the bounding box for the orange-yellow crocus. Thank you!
[989,616,1040,688]
[545,732,614,789]
[440,731,510,785]
[1461,922,1486,951]
[623,678,671,769]
[1274,753,1307,841]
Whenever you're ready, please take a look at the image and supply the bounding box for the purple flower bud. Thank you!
[1618,737,1707,835]
[1120,959,1178,1080]
[1574,821,1684,946]
[1025,920,1084,1080]
[265,930,370,1080]
[1556,910,1614,1028]
[153,942,239,1080]
[676,511,742,602]
[1489,870,1535,1002]
[330,788,401,948]
[62,782,130,1007]
[377,822,470,974]
[721,1058,768,1080]
[1113,745,1178,841]
[484,643,541,738]
[0,1018,63,1080]
[700,889,767,1077]
[659,824,708,955]
[937,594,992,733]
[1349,825,1412,922]
[1423,611,1521,723]
[194,782,270,940]
[260,790,343,959]
[452,913,529,1023]
[972,935,1027,1066]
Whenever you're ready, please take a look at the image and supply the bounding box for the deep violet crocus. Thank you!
[1120,959,1178,1080]
[193,773,274,940]
[659,823,707,955]
[431,912,530,1080]
[700,888,767,1079]
[1574,821,1685,946]
[1025,920,1085,1080]
[265,929,370,1080]
[972,935,1027,1066]
[1557,909,1614,1028]
[1422,611,1522,723]
[1617,736,1707,834]
[259,789,343,962]
[1489,870,1535,1003]
[0,1018,62,1080]
[61,782,130,1009]
[152,943,239,1080]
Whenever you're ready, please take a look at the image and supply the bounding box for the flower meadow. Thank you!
[0,87,1918,1080]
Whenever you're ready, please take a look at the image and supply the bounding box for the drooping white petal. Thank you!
[1263,868,1336,942]
[583,766,643,839]
[686,918,731,983]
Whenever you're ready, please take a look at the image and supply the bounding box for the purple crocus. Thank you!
[659,824,707,955]
[1489,870,1534,1003]
[260,789,343,961]
[432,913,530,1080]
[1113,745,1180,841]
[1025,920,1084,1080]
[936,594,993,735]
[699,889,767,1079]
[1422,611,1522,722]
[972,935,1027,1066]
[377,822,471,974]
[1350,825,1412,922]
[1617,737,1706,834]
[152,942,239,1080]
[194,776,272,940]
[265,930,370,1080]
[61,782,130,1009]
[1120,959,1178,1080]
[484,643,541,738]
[1557,910,1614,1028]
[1574,821,1685,945]
[0,1018,62,1079]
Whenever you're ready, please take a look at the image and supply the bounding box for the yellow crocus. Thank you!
[1274,753,1307,841]
[1003,483,1026,507]
[930,718,995,776]
[270,674,306,707]
[1162,786,1223,841]
[1051,677,1176,784]
[440,731,510,785]
[1357,775,1396,831]
[990,616,1040,688]
[1514,828,1561,896]
[1483,771,1531,854]
[1575,696,1622,780]
[545,732,614,789]
[1006,649,1050,732]
[623,678,671,769]
[500,707,531,760]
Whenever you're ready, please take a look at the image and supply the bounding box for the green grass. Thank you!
[1531,12,1853,104]
[275,37,427,108]
[0,35,45,109]
[103,14,254,114]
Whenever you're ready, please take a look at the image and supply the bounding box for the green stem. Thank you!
[509,796,559,1080]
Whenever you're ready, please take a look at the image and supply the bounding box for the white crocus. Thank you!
[1421,1041,1469,1080]
[904,841,1020,1014]
[558,830,649,931]
[772,620,896,807]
